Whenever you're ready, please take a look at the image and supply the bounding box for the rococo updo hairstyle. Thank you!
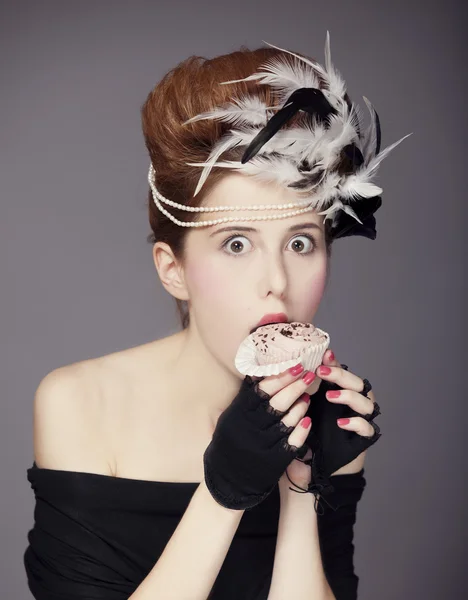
[141,45,338,331]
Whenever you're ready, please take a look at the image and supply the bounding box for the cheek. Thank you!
[295,261,328,313]
[187,258,234,304]
[185,257,243,368]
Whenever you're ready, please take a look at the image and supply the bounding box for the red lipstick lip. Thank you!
[250,312,288,335]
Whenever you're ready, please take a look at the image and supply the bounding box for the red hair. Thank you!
[141,45,336,330]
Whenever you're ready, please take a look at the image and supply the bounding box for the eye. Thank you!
[287,235,316,256]
[221,235,253,256]
[221,234,317,257]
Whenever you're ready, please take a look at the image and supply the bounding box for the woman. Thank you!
[24,33,405,599]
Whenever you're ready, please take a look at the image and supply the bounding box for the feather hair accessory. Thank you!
[148,31,412,240]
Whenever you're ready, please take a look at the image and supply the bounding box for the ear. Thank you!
[152,242,189,301]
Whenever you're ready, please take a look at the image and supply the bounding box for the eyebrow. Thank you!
[209,222,323,237]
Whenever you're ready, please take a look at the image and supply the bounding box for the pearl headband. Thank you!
[148,32,412,240]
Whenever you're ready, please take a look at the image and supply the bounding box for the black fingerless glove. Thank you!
[287,365,381,514]
[203,374,309,510]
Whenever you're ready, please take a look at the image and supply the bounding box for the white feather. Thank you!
[186,159,243,170]
[188,129,252,196]
[323,31,347,98]
[294,121,328,163]
[358,132,413,180]
[292,104,354,175]
[361,96,379,164]
[270,123,327,158]
[220,54,322,108]
[246,155,304,187]
[178,31,412,223]
[313,104,359,170]
[349,102,367,153]
[339,176,383,200]
[183,94,277,128]
[261,37,346,100]
[314,172,341,210]
[191,155,303,188]
[317,198,362,225]
[318,199,343,219]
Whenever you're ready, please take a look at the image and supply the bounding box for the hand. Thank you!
[203,364,315,510]
[253,361,316,448]
[318,352,378,443]
[278,349,340,495]
[278,348,380,496]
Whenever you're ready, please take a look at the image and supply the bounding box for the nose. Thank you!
[259,254,288,299]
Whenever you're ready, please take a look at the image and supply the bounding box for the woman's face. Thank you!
[182,173,330,378]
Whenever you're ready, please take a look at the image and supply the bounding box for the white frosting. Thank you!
[251,321,327,364]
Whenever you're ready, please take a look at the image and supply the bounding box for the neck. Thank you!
[166,325,242,426]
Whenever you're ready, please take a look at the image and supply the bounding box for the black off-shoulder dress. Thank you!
[24,461,366,599]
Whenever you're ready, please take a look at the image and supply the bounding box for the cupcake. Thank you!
[235,321,330,377]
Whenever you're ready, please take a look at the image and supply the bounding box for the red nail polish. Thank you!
[289,364,304,376]
[337,418,350,426]
[301,417,311,428]
[327,390,341,398]
[329,351,335,361]
[302,371,316,385]
[319,366,331,376]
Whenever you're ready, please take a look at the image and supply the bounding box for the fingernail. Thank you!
[289,363,304,376]
[329,351,335,361]
[302,371,316,385]
[301,393,311,403]
[337,418,350,426]
[319,366,331,376]
[301,417,311,428]
[327,390,341,399]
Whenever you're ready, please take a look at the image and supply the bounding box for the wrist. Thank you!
[279,485,319,514]
[198,478,247,519]
[279,473,313,502]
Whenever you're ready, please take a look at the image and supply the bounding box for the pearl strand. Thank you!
[147,163,320,227]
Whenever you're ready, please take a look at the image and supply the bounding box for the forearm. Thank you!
[129,479,244,600]
[268,491,335,600]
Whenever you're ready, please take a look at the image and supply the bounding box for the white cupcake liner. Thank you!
[234,327,330,377]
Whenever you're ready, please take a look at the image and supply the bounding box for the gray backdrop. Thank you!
[2,0,465,598]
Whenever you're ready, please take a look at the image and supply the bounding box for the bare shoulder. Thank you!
[32,335,181,475]
[33,358,112,474]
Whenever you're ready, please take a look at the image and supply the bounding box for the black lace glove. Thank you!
[203,374,309,510]
[287,365,381,514]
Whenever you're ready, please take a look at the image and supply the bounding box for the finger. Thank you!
[281,393,310,427]
[325,388,375,416]
[287,415,312,447]
[337,416,376,438]
[315,364,366,394]
[268,370,316,413]
[321,349,341,368]
[257,362,308,398]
